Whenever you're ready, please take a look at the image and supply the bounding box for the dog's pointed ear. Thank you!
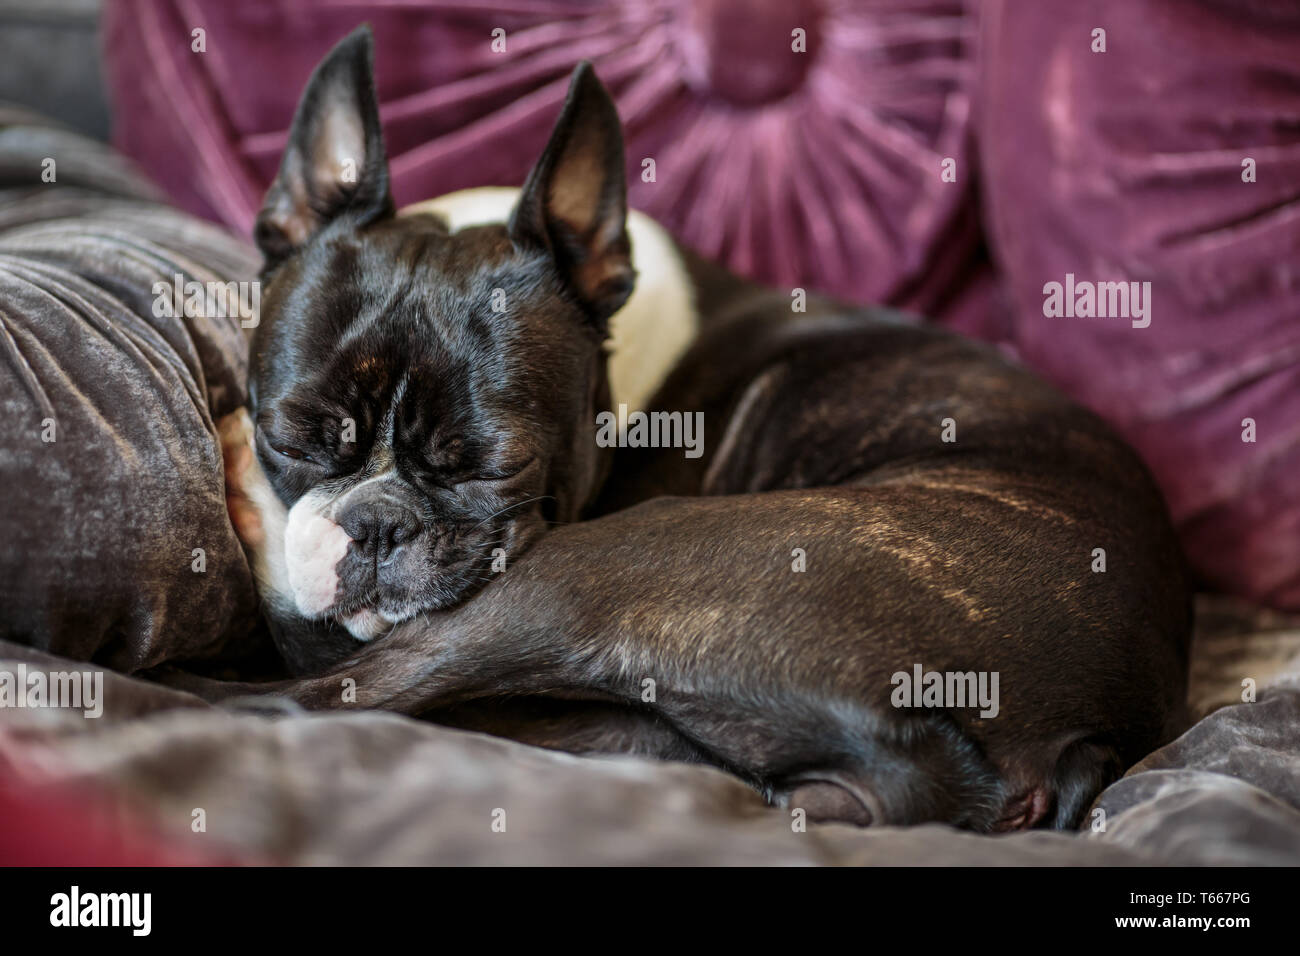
[255,25,393,268]
[509,62,634,325]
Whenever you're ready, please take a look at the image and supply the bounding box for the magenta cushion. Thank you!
[978,0,1300,607]
[101,0,983,319]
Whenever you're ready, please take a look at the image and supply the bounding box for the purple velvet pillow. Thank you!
[978,0,1300,607]
[100,0,983,318]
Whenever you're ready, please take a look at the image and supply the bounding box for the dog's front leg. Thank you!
[191,490,1045,828]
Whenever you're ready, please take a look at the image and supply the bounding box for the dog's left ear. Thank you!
[509,62,634,325]
[255,25,393,268]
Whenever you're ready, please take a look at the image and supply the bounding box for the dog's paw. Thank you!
[217,408,264,548]
[785,780,876,826]
[777,775,881,827]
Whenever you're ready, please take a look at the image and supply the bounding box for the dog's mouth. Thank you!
[338,604,398,642]
[331,577,464,642]
[323,509,549,641]
[327,560,476,642]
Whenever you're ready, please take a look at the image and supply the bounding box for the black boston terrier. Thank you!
[207,26,1190,831]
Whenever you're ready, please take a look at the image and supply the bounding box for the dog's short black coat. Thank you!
[177,25,1192,831]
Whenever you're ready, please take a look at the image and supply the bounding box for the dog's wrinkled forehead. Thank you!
[256,223,596,447]
[258,217,564,396]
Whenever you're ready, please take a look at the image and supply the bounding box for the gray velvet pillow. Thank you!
[0,109,261,672]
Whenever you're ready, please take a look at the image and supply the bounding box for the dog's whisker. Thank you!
[467,495,555,532]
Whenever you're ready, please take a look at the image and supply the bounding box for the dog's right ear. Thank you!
[509,62,633,327]
[255,25,393,269]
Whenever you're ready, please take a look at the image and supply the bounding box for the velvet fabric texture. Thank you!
[101,0,985,319]
[978,0,1300,608]
[3,596,1299,864]
[98,0,1300,608]
[0,108,261,672]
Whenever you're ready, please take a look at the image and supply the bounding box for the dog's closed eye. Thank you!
[256,425,325,470]
[271,442,308,461]
[455,460,540,489]
[405,453,538,492]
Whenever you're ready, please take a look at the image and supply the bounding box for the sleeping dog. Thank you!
[212,26,1191,830]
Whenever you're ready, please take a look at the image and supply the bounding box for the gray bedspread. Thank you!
[1,109,1298,866]
[2,596,1299,865]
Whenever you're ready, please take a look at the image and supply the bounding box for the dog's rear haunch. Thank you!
[183,25,1191,831]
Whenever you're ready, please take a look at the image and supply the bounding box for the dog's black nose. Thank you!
[340,499,423,563]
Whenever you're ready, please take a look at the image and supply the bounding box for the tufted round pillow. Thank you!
[101,0,983,315]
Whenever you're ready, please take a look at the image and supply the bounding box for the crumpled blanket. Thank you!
[1,597,1298,865]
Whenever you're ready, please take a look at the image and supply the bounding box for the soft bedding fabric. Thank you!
[2,597,1298,865]
[0,110,261,671]
[100,0,984,321]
